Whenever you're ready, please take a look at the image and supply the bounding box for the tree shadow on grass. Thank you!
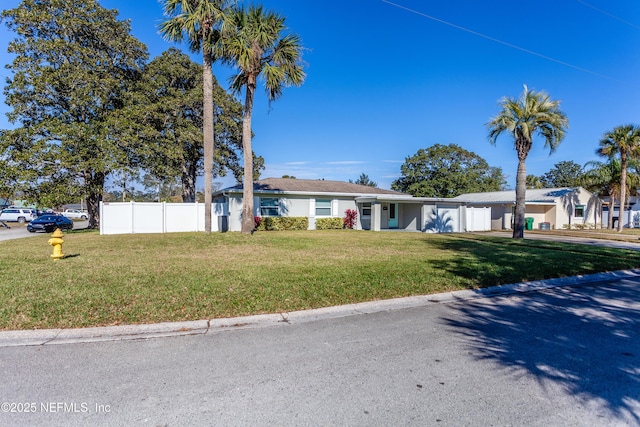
[425,236,640,288]
[441,280,640,424]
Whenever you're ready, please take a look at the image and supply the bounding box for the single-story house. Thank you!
[600,195,639,229]
[452,187,601,230]
[213,178,492,233]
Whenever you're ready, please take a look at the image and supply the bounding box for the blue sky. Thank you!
[1,0,639,191]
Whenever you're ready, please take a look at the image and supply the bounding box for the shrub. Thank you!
[256,216,308,231]
[343,209,358,229]
[316,217,343,230]
[254,216,262,230]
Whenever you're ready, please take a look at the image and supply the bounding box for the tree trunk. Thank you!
[241,76,256,234]
[618,156,627,232]
[202,51,215,233]
[85,171,104,229]
[513,157,527,239]
[608,191,616,230]
[181,160,197,203]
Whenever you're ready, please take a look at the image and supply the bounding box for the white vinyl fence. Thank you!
[100,201,227,235]
[464,206,492,232]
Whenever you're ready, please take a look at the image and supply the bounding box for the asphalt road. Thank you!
[1,278,639,426]
[0,220,89,242]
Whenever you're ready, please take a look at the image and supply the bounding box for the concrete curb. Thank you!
[2,268,639,347]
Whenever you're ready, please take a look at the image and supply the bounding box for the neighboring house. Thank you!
[602,195,639,229]
[452,187,601,230]
[213,178,490,233]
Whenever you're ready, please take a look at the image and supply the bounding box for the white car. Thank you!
[0,208,37,223]
[61,209,88,220]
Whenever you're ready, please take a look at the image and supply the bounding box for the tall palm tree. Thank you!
[583,159,622,229]
[597,124,640,232]
[223,5,305,233]
[159,0,228,233]
[487,85,568,238]
[582,158,640,229]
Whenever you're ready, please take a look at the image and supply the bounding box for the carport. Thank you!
[354,196,487,233]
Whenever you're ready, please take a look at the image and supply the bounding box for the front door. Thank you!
[388,203,398,228]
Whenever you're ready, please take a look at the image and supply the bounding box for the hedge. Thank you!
[256,216,309,231]
[315,217,343,230]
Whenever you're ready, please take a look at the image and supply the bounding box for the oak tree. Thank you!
[1,0,148,227]
[391,144,504,197]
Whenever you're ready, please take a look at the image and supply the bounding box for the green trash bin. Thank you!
[525,217,534,230]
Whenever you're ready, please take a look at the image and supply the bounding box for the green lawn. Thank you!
[1,230,639,330]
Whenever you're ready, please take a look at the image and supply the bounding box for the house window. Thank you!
[574,205,585,218]
[260,198,280,216]
[362,203,371,216]
[316,199,332,216]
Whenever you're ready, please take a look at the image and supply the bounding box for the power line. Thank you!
[380,0,624,84]
[575,0,640,30]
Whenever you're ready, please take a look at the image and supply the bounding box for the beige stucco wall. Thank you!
[553,188,601,228]
[524,205,550,229]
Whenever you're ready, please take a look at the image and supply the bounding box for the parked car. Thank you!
[0,208,36,223]
[60,209,88,220]
[27,215,74,233]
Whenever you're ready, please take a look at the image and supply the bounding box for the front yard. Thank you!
[1,230,639,330]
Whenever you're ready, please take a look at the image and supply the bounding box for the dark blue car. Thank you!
[27,215,74,233]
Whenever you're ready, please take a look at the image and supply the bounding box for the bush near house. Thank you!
[316,217,343,230]
[343,209,358,229]
[562,223,596,230]
[256,216,308,231]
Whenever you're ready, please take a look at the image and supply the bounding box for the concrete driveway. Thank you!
[483,230,640,251]
[1,276,639,426]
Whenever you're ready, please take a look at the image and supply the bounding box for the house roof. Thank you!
[452,187,582,204]
[218,178,407,197]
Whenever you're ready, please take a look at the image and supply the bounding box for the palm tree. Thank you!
[583,158,640,229]
[583,159,622,229]
[596,124,640,232]
[223,5,305,233]
[159,0,228,233]
[487,85,568,238]
[525,174,544,189]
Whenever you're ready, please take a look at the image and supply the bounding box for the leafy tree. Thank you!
[391,144,505,197]
[114,48,249,202]
[539,160,584,188]
[224,5,306,234]
[141,175,182,202]
[596,124,640,232]
[350,173,377,188]
[233,152,265,184]
[0,130,20,200]
[160,0,228,233]
[487,85,568,238]
[525,174,544,189]
[1,0,148,227]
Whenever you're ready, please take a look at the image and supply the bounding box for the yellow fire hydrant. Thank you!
[48,228,65,260]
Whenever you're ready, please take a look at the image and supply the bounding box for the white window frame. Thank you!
[259,197,280,217]
[315,199,332,216]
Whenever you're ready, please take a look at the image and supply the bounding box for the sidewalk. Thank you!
[2,268,639,348]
